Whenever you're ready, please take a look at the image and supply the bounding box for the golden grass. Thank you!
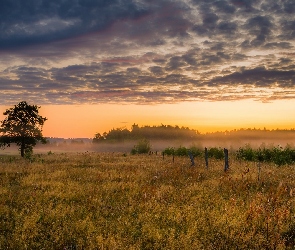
[1,152,295,249]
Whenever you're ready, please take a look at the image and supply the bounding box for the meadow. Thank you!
[1,151,295,249]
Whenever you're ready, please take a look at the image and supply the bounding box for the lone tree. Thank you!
[0,101,47,157]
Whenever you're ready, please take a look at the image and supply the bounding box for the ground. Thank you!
[1,152,295,249]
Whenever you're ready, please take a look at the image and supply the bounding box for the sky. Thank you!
[0,0,295,138]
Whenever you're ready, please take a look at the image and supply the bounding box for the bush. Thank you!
[131,139,151,154]
[236,144,256,161]
[162,147,175,156]
[163,146,203,157]
[208,147,224,160]
[189,146,203,157]
[236,144,295,166]
[175,146,188,156]
[131,148,137,155]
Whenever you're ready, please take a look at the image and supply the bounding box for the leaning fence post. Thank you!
[258,162,261,181]
[205,147,208,169]
[224,148,229,172]
[162,152,164,160]
[188,151,195,167]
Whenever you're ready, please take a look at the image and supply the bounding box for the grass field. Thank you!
[1,152,295,249]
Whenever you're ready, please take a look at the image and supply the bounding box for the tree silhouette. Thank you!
[0,101,47,157]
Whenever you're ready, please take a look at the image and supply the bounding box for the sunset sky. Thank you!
[1,0,295,138]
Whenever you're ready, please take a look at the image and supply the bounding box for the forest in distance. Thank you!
[3,124,295,155]
[28,124,295,154]
[91,124,295,145]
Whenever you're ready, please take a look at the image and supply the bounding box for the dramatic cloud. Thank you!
[0,0,295,104]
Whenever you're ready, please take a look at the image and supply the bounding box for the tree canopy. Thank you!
[0,101,47,157]
[93,123,200,142]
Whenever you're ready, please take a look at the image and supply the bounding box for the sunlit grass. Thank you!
[1,152,295,249]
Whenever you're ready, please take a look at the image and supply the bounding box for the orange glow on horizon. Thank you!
[0,100,295,138]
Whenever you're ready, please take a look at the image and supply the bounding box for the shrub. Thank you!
[175,146,188,156]
[162,147,175,156]
[189,146,203,157]
[131,148,137,155]
[208,147,224,160]
[236,144,295,166]
[131,139,151,154]
[163,146,203,157]
[236,144,256,161]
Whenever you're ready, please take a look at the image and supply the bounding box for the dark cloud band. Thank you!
[0,0,294,104]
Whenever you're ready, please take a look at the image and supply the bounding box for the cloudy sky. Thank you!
[1,0,295,137]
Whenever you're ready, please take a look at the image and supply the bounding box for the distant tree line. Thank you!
[205,128,295,141]
[93,124,200,142]
[93,125,295,143]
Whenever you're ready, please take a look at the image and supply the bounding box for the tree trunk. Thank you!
[20,142,25,157]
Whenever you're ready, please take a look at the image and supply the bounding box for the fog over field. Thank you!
[3,131,292,155]
[2,128,295,156]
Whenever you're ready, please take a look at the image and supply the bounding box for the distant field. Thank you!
[1,152,295,249]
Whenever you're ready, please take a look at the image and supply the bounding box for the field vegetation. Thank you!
[236,144,295,166]
[1,151,295,249]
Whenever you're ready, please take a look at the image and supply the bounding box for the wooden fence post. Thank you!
[205,147,208,169]
[258,162,261,181]
[224,148,229,172]
[188,151,195,166]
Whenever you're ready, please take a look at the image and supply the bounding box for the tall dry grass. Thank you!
[1,152,295,249]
